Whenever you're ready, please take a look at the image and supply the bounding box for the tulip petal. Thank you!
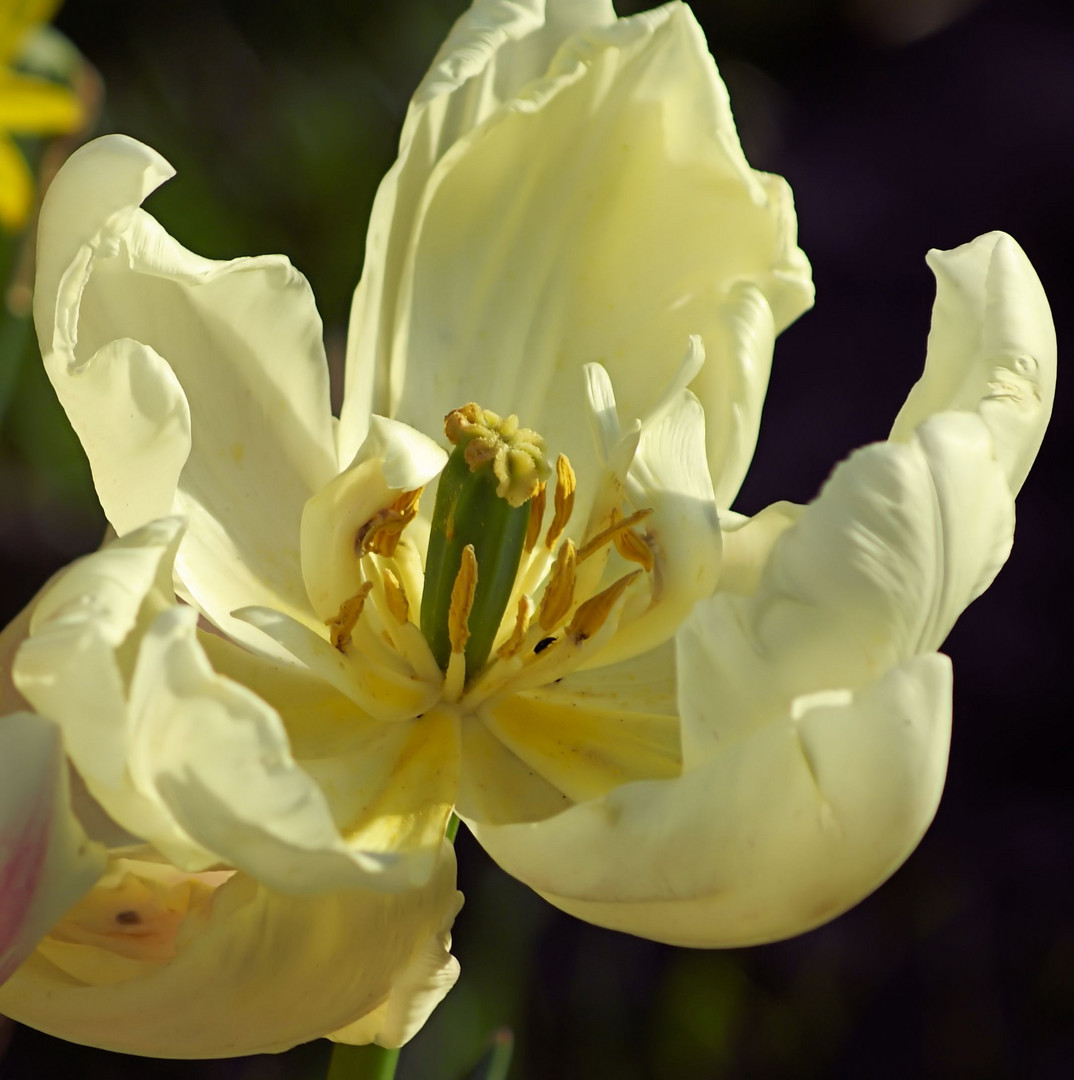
[200,632,456,864]
[470,653,950,946]
[582,347,722,666]
[14,519,216,870]
[17,522,431,894]
[1,713,105,984]
[698,283,779,507]
[0,848,462,1057]
[340,0,616,462]
[459,640,677,825]
[34,134,338,651]
[680,411,1012,765]
[235,605,441,723]
[343,3,812,511]
[127,606,441,893]
[471,405,1014,943]
[302,416,445,624]
[474,678,680,808]
[716,501,801,597]
[328,911,460,1048]
[890,232,1056,494]
[197,629,384,759]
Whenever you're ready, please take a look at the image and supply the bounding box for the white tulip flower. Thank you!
[0,0,1054,1057]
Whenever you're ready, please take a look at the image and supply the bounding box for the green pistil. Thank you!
[420,404,549,678]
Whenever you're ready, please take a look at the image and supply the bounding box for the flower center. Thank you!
[311,402,658,717]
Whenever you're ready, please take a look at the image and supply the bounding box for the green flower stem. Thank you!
[325,1044,400,1080]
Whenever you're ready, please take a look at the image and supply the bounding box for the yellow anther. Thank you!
[327,581,374,650]
[544,454,576,550]
[497,594,534,660]
[357,488,423,557]
[448,544,478,654]
[566,570,641,643]
[611,511,655,572]
[578,508,654,562]
[382,567,410,625]
[538,540,577,631]
[525,481,546,553]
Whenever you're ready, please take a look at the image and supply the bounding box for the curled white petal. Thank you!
[471,655,950,946]
[890,231,1055,494]
[35,133,339,653]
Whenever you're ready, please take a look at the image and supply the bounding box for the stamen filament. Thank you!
[578,508,653,562]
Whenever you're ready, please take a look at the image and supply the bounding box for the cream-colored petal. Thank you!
[339,0,616,462]
[716,502,801,597]
[582,349,722,666]
[680,411,1013,764]
[890,232,1055,494]
[16,522,429,893]
[14,520,214,869]
[329,909,460,1048]
[0,848,462,1057]
[302,416,445,623]
[470,654,950,946]
[476,685,679,806]
[128,606,438,893]
[301,708,460,887]
[696,282,778,506]
[1,712,106,984]
[201,633,457,869]
[457,714,575,826]
[197,630,382,759]
[459,641,677,826]
[235,606,440,722]
[35,134,338,651]
[346,3,812,504]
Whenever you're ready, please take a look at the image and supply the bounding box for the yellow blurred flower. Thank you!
[0,0,82,231]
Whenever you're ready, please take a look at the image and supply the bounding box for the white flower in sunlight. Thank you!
[0,0,1056,1056]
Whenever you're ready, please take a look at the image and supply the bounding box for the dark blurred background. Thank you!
[1,0,1072,1076]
